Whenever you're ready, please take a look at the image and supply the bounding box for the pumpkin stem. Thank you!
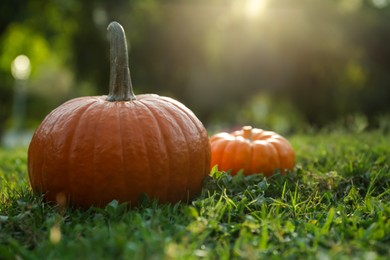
[107,21,136,101]
[242,126,253,141]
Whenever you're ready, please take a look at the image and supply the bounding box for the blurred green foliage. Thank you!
[0,0,390,137]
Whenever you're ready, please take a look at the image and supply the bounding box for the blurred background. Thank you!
[1,0,390,146]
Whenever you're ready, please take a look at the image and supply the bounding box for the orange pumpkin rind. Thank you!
[210,126,295,177]
[27,22,211,208]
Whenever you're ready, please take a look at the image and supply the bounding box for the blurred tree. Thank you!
[1,0,390,139]
[70,0,110,95]
[0,0,28,137]
[0,0,78,135]
[0,0,26,34]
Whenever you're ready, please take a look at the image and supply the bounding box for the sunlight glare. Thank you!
[245,0,267,19]
[372,0,389,8]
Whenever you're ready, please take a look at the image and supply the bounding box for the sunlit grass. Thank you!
[0,131,389,258]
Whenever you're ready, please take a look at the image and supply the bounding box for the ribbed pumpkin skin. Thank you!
[28,94,210,208]
[210,127,294,176]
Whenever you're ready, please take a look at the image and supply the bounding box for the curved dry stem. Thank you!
[107,21,136,101]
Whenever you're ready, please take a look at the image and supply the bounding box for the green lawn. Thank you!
[1,131,389,259]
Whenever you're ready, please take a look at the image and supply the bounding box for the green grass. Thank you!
[1,131,390,259]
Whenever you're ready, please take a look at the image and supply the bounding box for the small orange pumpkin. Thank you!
[210,126,295,176]
[27,22,211,208]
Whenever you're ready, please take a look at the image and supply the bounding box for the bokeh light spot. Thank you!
[11,55,31,80]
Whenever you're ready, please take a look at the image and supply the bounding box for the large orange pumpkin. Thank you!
[27,22,211,208]
[210,126,294,176]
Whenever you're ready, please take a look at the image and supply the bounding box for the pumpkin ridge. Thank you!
[251,141,270,175]
[156,98,208,201]
[210,138,229,171]
[250,142,257,174]
[116,102,129,203]
[158,97,210,190]
[249,141,255,173]
[31,99,79,190]
[39,99,95,200]
[221,141,238,174]
[118,101,152,205]
[264,142,280,176]
[66,101,97,205]
[143,99,193,202]
[233,140,251,174]
[131,101,156,201]
[142,100,178,201]
[268,139,294,173]
[160,97,202,123]
[28,114,57,192]
[270,141,281,172]
[28,118,55,193]
[89,101,105,206]
[42,100,95,198]
[137,99,171,202]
